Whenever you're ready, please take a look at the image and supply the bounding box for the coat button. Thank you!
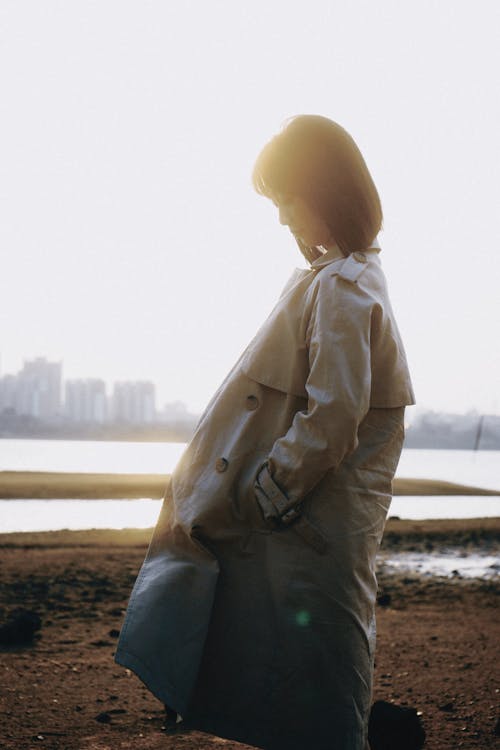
[353,251,367,263]
[245,395,259,411]
[215,457,229,473]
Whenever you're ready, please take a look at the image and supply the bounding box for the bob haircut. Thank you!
[252,115,383,255]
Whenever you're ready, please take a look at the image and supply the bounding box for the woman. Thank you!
[115,115,415,750]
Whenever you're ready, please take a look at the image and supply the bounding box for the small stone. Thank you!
[95,712,112,724]
[377,593,391,607]
[108,629,120,638]
[439,702,455,712]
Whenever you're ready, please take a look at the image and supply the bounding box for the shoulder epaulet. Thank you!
[331,251,370,283]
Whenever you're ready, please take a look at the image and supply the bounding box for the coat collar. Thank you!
[310,237,381,270]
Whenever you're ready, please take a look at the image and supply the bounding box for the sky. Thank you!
[1,0,499,416]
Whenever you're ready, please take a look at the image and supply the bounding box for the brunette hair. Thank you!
[252,115,383,254]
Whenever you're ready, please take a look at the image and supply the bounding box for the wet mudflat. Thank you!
[0,523,498,750]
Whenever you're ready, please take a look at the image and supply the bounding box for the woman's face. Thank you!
[273,193,333,248]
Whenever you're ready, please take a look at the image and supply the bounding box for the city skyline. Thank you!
[1,353,497,423]
[0,355,198,424]
[2,355,500,450]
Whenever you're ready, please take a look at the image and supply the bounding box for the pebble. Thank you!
[95,711,112,723]
[377,593,391,607]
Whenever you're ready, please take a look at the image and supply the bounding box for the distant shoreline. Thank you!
[1,470,499,499]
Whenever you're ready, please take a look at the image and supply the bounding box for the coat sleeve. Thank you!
[261,273,374,507]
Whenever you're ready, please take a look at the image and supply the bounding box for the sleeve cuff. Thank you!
[254,463,300,524]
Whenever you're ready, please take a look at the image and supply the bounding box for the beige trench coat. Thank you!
[115,246,415,750]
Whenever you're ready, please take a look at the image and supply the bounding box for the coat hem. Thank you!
[114,647,186,716]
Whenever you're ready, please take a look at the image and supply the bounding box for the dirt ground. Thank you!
[0,523,499,750]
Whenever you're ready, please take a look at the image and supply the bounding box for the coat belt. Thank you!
[254,463,329,555]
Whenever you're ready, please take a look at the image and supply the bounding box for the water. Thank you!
[1,440,499,490]
[0,440,499,532]
[396,448,499,492]
[0,438,186,474]
[388,495,499,520]
[1,498,162,533]
[379,551,499,579]
[2,496,499,534]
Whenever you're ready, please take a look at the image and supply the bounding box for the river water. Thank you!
[1,439,499,533]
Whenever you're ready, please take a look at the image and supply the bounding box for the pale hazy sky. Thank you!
[1,1,499,416]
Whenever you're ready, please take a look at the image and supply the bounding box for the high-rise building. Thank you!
[0,358,62,418]
[0,374,18,413]
[65,379,107,423]
[111,381,156,424]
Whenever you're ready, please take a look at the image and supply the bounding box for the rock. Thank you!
[108,628,120,638]
[369,700,426,750]
[377,593,392,607]
[0,609,42,646]
[438,701,455,712]
[95,712,112,723]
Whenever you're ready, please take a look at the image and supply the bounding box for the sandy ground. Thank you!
[1,471,499,498]
[0,521,499,750]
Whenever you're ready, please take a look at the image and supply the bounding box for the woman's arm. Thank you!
[258,270,374,511]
